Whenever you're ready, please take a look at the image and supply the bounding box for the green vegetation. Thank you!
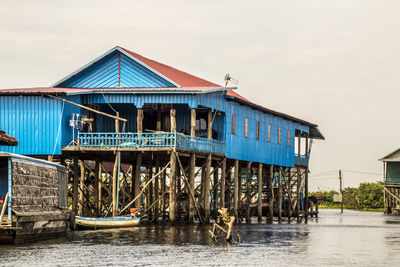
[311,181,384,211]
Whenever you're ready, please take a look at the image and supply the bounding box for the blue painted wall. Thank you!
[57,51,175,88]
[0,96,63,155]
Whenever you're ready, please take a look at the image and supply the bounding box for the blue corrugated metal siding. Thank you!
[0,96,63,155]
[57,51,175,88]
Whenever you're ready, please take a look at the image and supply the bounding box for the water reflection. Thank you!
[1,209,400,267]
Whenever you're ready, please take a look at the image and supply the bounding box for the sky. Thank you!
[0,0,399,191]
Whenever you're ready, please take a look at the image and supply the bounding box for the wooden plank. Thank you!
[234,160,239,219]
[257,163,263,222]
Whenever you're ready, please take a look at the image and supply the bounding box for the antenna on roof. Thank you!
[224,74,239,86]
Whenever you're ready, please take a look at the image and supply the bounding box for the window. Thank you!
[244,118,248,138]
[232,114,236,134]
[278,127,281,144]
[287,130,290,147]
[195,118,207,131]
[256,121,260,140]
[267,124,271,143]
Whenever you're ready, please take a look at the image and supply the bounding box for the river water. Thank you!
[1,209,400,266]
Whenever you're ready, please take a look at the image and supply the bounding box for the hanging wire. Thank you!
[101,92,117,114]
[51,101,65,158]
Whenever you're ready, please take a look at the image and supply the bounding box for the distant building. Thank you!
[379,149,400,213]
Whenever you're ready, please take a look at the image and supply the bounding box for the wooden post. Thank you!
[204,154,212,223]
[278,167,282,223]
[169,152,177,223]
[207,109,212,140]
[297,168,301,223]
[213,162,219,213]
[72,157,79,215]
[246,162,252,223]
[288,168,292,223]
[170,109,176,133]
[257,163,263,222]
[162,169,167,221]
[134,153,142,209]
[267,165,274,224]
[234,160,239,219]
[305,134,309,156]
[94,161,100,217]
[112,153,119,216]
[221,159,226,209]
[298,135,301,155]
[137,108,143,134]
[225,165,232,209]
[384,185,387,214]
[305,168,309,223]
[78,160,85,216]
[98,163,102,214]
[148,163,153,221]
[188,153,196,223]
[155,157,160,222]
[190,108,196,137]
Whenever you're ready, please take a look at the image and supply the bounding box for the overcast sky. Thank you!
[1,0,399,191]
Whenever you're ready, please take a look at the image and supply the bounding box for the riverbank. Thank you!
[318,205,384,212]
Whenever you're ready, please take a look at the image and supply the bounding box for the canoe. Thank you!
[75,216,140,230]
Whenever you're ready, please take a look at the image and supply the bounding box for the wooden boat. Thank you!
[75,216,140,230]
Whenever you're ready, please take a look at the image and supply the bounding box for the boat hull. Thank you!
[75,216,140,230]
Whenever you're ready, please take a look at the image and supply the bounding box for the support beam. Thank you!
[278,167,282,223]
[207,109,212,140]
[267,165,274,224]
[78,160,84,216]
[188,153,196,223]
[213,162,219,213]
[288,168,292,223]
[112,153,119,216]
[155,157,160,222]
[137,108,143,134]
[234,160,239,220]
[297,168,301,223]
[134,153,142,209]
[94,160,100,217]
[72,157,79,215]
[204,154,212,223]
[221,159,226,209]
[246,162,252,223]
[190,108,196,137]
[169,152,177,223]
[305,168,309,223]
[257,163,263,222]
[170,109,176,132]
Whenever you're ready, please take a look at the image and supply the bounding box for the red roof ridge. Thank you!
[119,47,221,88]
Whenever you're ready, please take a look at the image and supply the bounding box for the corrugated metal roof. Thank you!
[0,86,223,95]
[119,47,221,88]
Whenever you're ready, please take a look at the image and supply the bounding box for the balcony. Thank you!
[295,154,309,166]
[68,132,226,155]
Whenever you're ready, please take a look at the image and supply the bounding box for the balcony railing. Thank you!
[295,154,309,166]
[76,132,226,154]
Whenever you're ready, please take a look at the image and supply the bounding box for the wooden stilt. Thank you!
[267,165,274,224]
[225,165,232,209]
[305,168,309,223]
[297,168,301,223]
[148,163,153,220]
[234,160,239,220]
[213,162,219,213]
[169,152,177,224]
[257,163,263,222]
[134,153,142,209]
[204,154,212,223]
[221,159,226,209]
[94,160,100,217]
[155,157,160,222]
[112,153,119,216]
[162,169,167,221]
[246,162,252,223]
[72,157,79,215]
[278,167,282,223]
[78,160,84,216]
[98,163,102,215]
[288,168,292,223]
[188,153,195,223]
